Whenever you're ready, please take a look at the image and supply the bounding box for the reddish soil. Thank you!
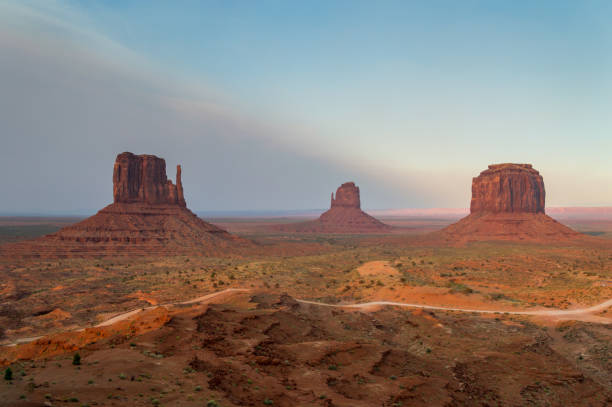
[1,292,610,406]
[0,306,169,366]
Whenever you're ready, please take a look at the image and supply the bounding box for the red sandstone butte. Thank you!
[2,152,247,257]
[440,163,580,243]
[113,152,186,206]
[276,182,391,233]
[330,182,361,208]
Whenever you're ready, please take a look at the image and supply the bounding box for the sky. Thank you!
[0,0,611,214]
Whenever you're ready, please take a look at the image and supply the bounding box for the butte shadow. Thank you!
[272,182,392,234]
[436,163,583,244]
[1,152,249,257]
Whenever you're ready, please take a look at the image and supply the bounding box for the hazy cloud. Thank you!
[0,1,444,214]
[1,1,609,214]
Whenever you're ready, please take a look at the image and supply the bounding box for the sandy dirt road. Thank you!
[296,298,612,317]
[4,289,611,346]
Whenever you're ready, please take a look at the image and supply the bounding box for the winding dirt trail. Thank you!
[4,289,611,347]
[296,297,612,316]
[3,288,249,346]
[96,288,249,327]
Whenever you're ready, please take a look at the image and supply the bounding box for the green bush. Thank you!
[72,353,81,366]
[4,367,12,381]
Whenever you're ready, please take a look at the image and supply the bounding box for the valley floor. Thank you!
[0,216,611,405]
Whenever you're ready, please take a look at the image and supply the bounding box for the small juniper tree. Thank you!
[72,353,81,366]
[4,367,12,381]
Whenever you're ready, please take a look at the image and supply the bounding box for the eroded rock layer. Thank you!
[331,182,361,208]
[470,164,545,214]
[1,152,247,257]
[275,182,391,233]
[440,163,580,243]
[440,212,580,243]
[113,152,186,206]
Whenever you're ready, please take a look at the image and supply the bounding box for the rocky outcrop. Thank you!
[274,182,391,233]
[440,164,580,243]
[2,152,248,257]
[470,164,545,214]
[331,182,361,208]
[113,152,186,206]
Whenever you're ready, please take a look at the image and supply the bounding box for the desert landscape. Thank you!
[0,155,610,406]
[2,2,611,406]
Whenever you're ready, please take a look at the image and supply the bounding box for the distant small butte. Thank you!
[272,182,392,233]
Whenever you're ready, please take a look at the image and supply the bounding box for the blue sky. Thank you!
[0,1,611,213]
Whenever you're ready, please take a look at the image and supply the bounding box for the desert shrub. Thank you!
[4,367,13,380]
[72,353,81,366]
[448,282,473,295]
[489,293,514,301]
[206,400,220,407]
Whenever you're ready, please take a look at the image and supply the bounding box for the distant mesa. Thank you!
[274,182,392,233]
[440,163,581,243]
[2,152,247,257]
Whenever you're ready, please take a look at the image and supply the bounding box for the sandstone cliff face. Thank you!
[113,152,186,207]
[470,164,545,214]
[331,182,361,209]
